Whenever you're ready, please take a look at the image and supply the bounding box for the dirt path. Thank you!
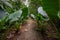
[15,18,43,40]
[6,18,43,40]
[6,18,59,40]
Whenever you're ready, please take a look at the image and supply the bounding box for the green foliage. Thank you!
[59,0,60,11]
[0,1,28,39]
[0,0,21,13]
[41,1,60,39]
[41,0,60,32]
[0,5,28,32]
[8,9,22,23]
[21,7,28,19]
[0,15,8,31]
[0,0,60,40]
[15,22,20,31]
[58,11,60,19]
[42,0,59,19]
[29,0,41,14]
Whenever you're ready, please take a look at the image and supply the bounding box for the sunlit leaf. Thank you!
[8,9,22,22]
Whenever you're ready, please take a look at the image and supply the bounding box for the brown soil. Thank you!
[6,18,43,40]
[41,22,59,40]
[6,18,59,40]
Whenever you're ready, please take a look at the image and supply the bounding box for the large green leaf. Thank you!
[42,0,59,19]
[42,0,60,32]
[8,9,22,22]
[0,9,7,19]
[0,0,21,13]
[29,0,49,21]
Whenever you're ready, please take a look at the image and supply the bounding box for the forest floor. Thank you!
[6,18,59,40]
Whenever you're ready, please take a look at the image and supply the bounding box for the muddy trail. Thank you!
[6,18,59,40]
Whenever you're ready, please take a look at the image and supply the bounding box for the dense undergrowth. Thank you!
[0,0,60,40]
